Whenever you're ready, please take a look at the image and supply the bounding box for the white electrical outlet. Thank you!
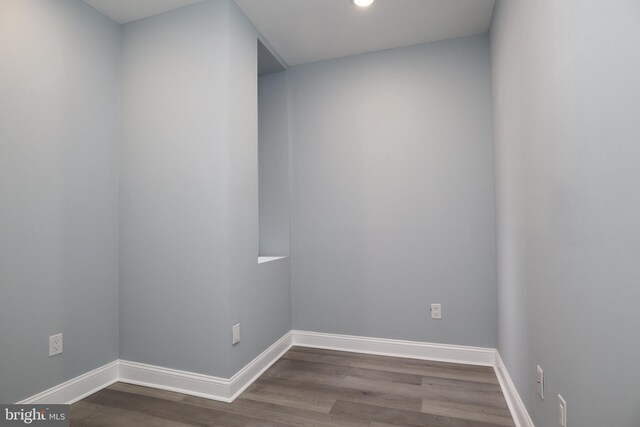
[431,303,442,320]
[232,323,240,345]
[558,395,567,426]
[536,365,544,399]
[49,333,63,356]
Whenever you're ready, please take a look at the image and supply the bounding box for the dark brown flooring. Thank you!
[71,346,515,426]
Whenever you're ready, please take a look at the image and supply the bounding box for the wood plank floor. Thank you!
[71,347,515,427]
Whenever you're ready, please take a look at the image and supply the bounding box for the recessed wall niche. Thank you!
[257,39,289,261]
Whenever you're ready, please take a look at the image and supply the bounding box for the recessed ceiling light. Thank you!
[353,0,375,7]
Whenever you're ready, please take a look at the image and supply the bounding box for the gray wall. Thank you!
[259,71,291,256]
[289,35,497,348]
[491,1,640,426]
[0,0,120,403]
[120,0,291,378]
[226,1,291,375]
[119,0,232,376]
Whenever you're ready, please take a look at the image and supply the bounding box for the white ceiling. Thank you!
[235,0,496,66]
[82,0,205,24]
[83,0,495,66]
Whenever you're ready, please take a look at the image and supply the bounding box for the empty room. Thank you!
[1,0,639,426]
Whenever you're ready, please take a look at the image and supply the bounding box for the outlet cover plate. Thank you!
[558,395,567,426]
[49,333,63,356]
[232,323,240,345]
[536,365,544,399]
[431,303,442,320]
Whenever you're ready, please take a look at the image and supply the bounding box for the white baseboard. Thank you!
[291,330,497,367]
[227,331,292,400]
[17,330,494,405]
[17,360,119,405]
[118,331,293,403]
[16,329,533,427]
[118,360,232,402]
[494,352,535,427]
[16,332,292,405]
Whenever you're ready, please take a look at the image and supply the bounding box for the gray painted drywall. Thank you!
[0,0,120,403]
[289,35,497,348]
[120,0,290,378]
[119,0,232,376]
[491,1,640,426]
[226,0,291,374]
[259,71,291,256]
